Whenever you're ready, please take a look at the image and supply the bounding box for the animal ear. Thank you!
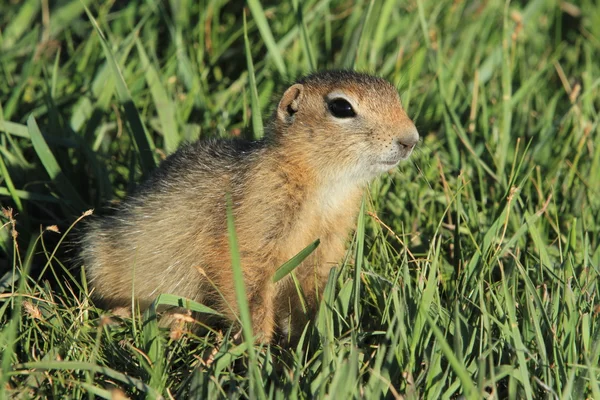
[277,84,304,124]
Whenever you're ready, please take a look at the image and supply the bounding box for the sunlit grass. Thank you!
[1,0,599,398]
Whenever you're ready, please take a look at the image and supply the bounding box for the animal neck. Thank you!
[269,144,365,222]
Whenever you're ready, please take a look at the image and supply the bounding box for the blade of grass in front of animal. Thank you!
[152,293,221,316]
[246,0,287,77]
[27,116,87,211]
[272,239,320,283]
[352,197,366,325]
[289,271,308,314]
[225,194,265,399]
[83,5,157,175]
[243,13,264,140]
[136,39,180,154]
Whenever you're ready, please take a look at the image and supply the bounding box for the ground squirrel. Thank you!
[80,70,419,342]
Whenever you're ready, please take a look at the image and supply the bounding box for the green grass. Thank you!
[1,0,599,398]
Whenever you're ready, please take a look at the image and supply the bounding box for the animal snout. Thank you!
[394,126,419,151]
[394,137,417,151]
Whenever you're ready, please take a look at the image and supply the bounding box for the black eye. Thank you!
[328,98,356,118]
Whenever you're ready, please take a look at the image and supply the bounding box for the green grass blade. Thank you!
[273,239,320,283]
[150,293,221,316]
[352,196,366,324]
[0,120,29,138]
[1,1,599,398]
[225,194,265,400]
[226,194,253,343]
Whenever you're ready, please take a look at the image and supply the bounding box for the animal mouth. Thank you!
[379,152,413,167]
[379,159,401,166]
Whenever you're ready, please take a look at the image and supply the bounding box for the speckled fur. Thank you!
[80,70,419,342]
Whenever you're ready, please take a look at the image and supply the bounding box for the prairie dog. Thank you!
[80,70,419,342]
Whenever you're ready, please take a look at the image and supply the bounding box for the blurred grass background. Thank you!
[1,0,599,398]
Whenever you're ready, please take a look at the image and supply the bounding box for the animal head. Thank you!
[274,70,419,182]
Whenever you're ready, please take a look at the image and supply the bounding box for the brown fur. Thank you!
[80,70,419,342]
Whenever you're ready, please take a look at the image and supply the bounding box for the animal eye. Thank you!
[328,98,356,118]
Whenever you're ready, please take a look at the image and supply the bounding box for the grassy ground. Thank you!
[1,0,599,398]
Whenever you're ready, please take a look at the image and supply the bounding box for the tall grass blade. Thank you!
[352,197,366,325]
[225,194,265,400]
[273,239,320,283]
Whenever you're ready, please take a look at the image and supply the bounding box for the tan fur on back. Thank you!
[80,70,419,342]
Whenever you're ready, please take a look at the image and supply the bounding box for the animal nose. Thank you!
[394,125,419,150]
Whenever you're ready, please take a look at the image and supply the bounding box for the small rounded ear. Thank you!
[276,84,304,124]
